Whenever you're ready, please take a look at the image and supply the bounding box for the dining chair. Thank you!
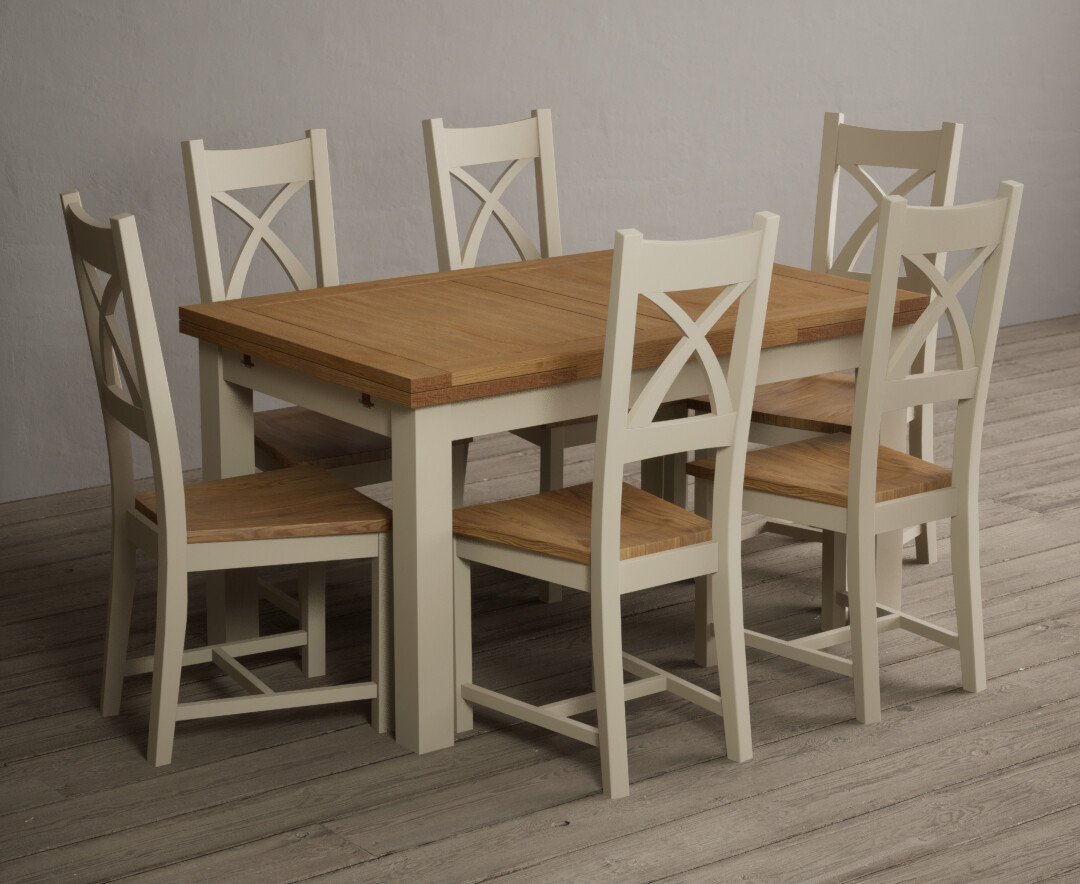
[452,213,779,798]
[62,190,391,766]
[712,113,962,566]
[688,182,1022,724]
[183,129,468,496]
[425,109,647,603]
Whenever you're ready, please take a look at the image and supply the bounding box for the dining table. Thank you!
[179,249,928,755]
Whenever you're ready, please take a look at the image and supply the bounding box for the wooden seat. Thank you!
[62,191,392,766]
[253,406,395,471]
[750,372,855,434]
[691,434,951,508]
[183,130,468,493]
[736,112,962,563]
[134,464,391,543]
[453,214,779,798]
[688,182,1023,725]
[453,482,711,564]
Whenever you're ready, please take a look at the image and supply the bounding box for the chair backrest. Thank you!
[423,108,561,271]
[850,181,1023,509]
[182,129,339,303]
[812,112,962,285]
[592,213,780,575]
[61,191,186,542]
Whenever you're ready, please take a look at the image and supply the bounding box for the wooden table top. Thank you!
[179,250,928,409]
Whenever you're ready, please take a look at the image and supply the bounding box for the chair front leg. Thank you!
[453,550,474,734]
[821,531,848,631]
[371,533,393,734]
[300,562,327,678]
[538,428,566,604]
[693,475,717,667]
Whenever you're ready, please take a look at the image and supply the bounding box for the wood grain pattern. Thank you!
[749,372,856,433]
[254,407,394,469]
[134,464,390,543]
[452,482,711,564]
[687,433,952,507]
[179,254,929,409]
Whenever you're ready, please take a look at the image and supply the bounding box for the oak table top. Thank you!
[179,250,928,408]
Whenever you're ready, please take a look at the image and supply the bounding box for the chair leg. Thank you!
[101,520,137,717]
[848,523,881,724]
[708,552,752,762]
[300,562,326,678]
[452,439,469,509]
[538,429,565,604]
[910,406,939,564]
[821,531,848,631]
[591,585,630,799]
[147,557,188,767]
[453,552,474,734]
[371,533,393,734]
[951,506,987,693]
[693,477,717,668]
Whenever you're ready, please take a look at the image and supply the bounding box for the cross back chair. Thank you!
[452,213,779,798]
[183,129,468,494]
[425,109,609,603]
[62,191,391,766]
[750,112,962,563]
[689,182,1022,724]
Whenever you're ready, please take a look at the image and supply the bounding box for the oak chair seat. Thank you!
[135,464,391,544]
[690,433,951,510]
[453,482,711,565]
[254,406,394,469]
[687,371,857,435]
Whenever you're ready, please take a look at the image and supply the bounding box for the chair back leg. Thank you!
[101,523,137,716]
[591,583,630,799]
[147,560,188,766]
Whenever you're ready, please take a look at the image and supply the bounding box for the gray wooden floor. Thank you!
[3,315,1079,883]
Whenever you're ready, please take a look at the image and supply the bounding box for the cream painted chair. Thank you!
[426,109,623,603]
[62,191,391,766]
[730,113,962,566]
[183,129,468,495]
[452,214,779,798]
[689,182,1022,724]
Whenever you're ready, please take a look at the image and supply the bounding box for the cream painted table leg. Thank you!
[198,342,259,642]
[390,402,457,754]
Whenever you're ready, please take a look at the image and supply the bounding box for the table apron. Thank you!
[221,348,393,437]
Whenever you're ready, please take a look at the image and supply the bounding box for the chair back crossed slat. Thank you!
[424,108,561,270]
[593,214,779,575]
[813,112,962,286]
[62,191,187,541]
[183,130,338,303]
[851,182,1023,508]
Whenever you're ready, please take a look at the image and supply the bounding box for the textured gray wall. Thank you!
[2,0,1078,502]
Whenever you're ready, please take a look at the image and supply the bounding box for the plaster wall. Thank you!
[2,0,1077,502]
